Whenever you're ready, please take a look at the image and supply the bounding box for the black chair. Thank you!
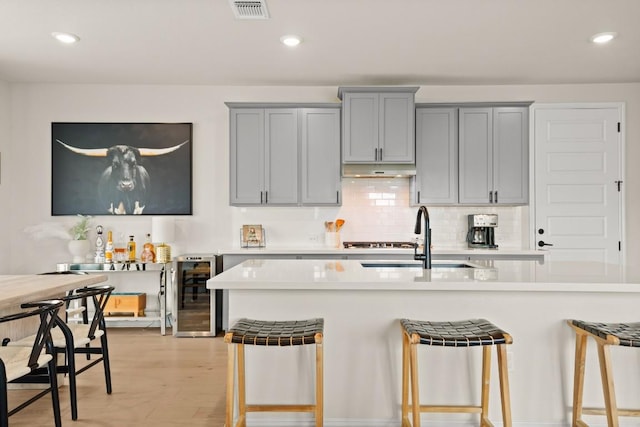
[0,299,64,427]
[10,285,115,420]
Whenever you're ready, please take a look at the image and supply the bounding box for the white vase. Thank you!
[68,239,90,263]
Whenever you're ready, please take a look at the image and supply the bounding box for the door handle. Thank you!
[374,148,378,161]
[538,241,554,247]
[379,148,383,161]
[489,191,494,203]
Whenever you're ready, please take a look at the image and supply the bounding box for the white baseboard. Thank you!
[236,418,572,427]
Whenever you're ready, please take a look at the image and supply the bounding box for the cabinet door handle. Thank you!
[495,191,498,203]
[265,191,268,204]
[417,191,421,203]
[374,148,378,161]
[336,191,340,204]
[260,191,263,204]
[379,148,383,161]
[489,191,493,203]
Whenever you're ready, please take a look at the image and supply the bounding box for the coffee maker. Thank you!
[466,214,498,249]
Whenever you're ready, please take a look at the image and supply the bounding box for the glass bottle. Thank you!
[105,231,114,263]
[94,225,105,263]
[141,233,156,263]
[127,235,136,262]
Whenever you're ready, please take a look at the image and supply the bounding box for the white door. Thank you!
[533,104,623,265]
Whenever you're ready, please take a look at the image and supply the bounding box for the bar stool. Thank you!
[224,318,324,427]
[400,318,513,427]
[568,319,640,427]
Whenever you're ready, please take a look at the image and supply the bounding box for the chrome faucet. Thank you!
[414,206,431,269]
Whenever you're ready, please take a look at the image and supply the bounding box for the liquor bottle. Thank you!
[140,233,156,263]
[105,231,114,263]
[127,235,136,262]
[94,225,105,263]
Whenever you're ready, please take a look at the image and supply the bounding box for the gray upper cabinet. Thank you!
[459,106,529,205]
[339,87,418,164]
[412,108,458,205]
[228,103,341,207]
[300,108,341,205]
[229,108,298,205]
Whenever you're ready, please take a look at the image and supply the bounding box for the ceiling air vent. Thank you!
[229,0,270,19]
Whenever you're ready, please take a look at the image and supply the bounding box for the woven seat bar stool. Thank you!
[224,318,324,427]
[400,318,513,427]
[567,319,640,427]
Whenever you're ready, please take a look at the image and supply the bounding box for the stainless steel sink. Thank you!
[360,262,476,269]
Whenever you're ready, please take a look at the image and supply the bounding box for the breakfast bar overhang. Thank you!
[208,259,640,427]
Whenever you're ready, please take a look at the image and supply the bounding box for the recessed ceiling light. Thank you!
[52,32,80,44]
[280,35,302,47]
[590,32,616,44]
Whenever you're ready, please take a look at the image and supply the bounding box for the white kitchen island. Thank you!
[208,259,640,427]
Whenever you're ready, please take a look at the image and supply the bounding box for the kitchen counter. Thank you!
[208,258,631,291]
[209,259,640,427]
[218,246,544,258]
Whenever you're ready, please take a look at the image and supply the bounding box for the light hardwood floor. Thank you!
[7,328,227,427]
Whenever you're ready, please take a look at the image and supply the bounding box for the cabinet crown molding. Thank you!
[337,86,420,100]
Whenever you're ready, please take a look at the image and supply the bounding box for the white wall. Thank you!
[3,83,639,274]
[0,80,9,274]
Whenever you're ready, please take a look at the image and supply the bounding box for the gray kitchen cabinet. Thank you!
[229,108,298,205]
[300,108,341,205]
[339,87,418,164]
[228,103,341,206]
[412,107,458,205]
[459,106,529,205]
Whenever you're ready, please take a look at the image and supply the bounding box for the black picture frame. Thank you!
[51,122,193,216]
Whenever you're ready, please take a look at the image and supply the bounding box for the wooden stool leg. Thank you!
[225,343,235,427]
[315,340,323,427]
[480,345,492,426]
[496,344,512,427]
[597,342,620,427]
[401,331,411,426]
[409,338,421,427]
[571,331,588,427]
[237,343,246,427]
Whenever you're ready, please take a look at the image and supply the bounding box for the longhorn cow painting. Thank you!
[52,122,192,215]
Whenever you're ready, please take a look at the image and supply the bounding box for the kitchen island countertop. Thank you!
[208,258,635,292]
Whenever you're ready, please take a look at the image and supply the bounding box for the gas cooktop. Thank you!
[343,241,417,249]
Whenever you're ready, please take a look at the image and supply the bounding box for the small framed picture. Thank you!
[241,225,265,248]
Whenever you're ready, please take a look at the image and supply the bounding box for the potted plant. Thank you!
[68,215,92,262]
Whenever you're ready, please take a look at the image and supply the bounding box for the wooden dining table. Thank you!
[0,273,108,340]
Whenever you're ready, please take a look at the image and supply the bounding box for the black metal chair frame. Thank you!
[0,299,64,427]
[15,285,115,421]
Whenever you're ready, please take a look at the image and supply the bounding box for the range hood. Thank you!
[342,164,416,178]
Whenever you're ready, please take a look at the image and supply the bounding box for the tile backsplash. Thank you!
[232,178,527,249]
[339,178,526,248]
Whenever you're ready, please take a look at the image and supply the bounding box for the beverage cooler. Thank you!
[173,254,223,337]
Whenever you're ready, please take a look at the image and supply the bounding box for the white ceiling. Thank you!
[1,0,638,86]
